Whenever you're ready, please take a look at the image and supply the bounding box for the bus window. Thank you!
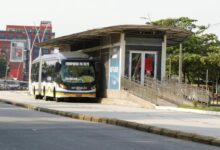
[61,61,95,83]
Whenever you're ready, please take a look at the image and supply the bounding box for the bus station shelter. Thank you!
[39,25,191,98]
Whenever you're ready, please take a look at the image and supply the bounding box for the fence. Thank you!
[155,78,210,105]
[121,76,211,106]
[121,76,158,104]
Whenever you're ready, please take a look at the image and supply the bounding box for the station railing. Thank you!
[121,76,211,106]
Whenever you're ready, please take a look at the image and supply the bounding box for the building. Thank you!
[39,24,191,98]
[0,21,55,80]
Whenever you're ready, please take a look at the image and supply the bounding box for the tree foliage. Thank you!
[150,17,220,88]
[0,58,7,78]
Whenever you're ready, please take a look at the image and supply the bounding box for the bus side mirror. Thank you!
[55,62,61,73]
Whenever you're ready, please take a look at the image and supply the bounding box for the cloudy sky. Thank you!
[1,0,220,38]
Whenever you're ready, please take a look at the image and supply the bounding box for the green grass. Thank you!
[179,105,220,112]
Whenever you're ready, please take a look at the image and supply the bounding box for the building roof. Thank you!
[6,21,52,31]
[38,24,192,49]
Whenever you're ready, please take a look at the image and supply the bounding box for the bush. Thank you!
[192,100,198,107]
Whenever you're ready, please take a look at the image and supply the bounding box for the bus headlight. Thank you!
[59,83,67,89]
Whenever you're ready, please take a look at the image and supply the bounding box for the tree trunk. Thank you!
[183,71,186,83]
[187,73,191,83]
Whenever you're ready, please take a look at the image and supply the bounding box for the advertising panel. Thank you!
[109,47,120,89]
[10,41,24,62]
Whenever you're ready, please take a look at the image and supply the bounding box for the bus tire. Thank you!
[53,88,60,102]
[38,88,43,100]
[43,87,48,101]
[33,87,39,99]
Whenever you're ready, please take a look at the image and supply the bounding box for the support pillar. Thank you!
[119,33,126,90]
[161,34,167,80]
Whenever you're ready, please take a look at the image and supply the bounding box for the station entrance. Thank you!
[129,51,157,85]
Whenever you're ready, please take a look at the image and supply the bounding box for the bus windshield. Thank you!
[61,61,95,83]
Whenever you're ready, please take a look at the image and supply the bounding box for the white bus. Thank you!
[31,51,99,101]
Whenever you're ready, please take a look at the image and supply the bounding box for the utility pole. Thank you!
[179,43,183,83]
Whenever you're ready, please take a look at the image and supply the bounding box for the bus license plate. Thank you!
[76,94,82,97]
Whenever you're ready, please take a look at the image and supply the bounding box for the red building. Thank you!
[0,21,55,81]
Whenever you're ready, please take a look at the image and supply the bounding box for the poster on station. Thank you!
[10,41,24,62]
[109,47,120,89]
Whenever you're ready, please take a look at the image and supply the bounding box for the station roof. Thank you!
[38,24,192,49]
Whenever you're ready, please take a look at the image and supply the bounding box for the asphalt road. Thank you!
[0,102,218,150]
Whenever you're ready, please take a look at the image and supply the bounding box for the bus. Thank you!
[31,51,99,101]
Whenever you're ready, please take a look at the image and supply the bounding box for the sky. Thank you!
[1,0,220,38]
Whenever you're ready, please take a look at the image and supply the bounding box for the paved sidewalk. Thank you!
[156,106,220,116]
[0,91,220,144]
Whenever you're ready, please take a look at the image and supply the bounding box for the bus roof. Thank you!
[32,51,91,63]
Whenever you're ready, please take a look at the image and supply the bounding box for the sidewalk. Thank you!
[0,90,220,146]
[156,106,220,116]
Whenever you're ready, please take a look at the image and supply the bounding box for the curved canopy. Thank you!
[38,24,192,49]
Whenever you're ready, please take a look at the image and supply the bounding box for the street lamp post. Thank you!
[24,26,41,92]
[38,23,51,94]
[24,22,51,94]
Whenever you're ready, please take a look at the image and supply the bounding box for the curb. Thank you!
[0,98,220,147]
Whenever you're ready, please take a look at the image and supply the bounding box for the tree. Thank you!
[0,58,7,78]
[150,17,220,88]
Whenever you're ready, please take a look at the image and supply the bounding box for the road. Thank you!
[0,102,218,150]
[1,91,220,140]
